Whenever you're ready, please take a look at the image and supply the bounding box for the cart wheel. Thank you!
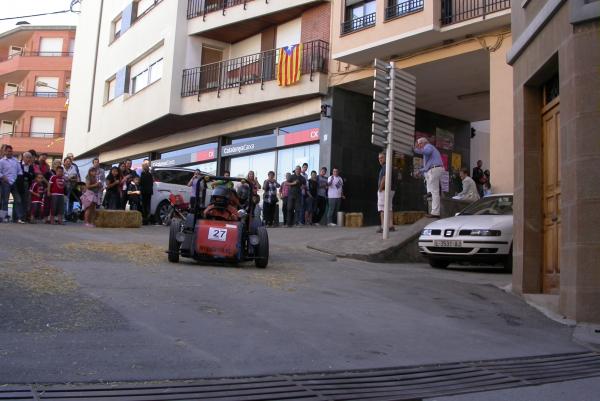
[168,218,181,263]
[254,226,269,268]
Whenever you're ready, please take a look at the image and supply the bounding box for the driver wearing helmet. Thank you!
[203,186,239,221]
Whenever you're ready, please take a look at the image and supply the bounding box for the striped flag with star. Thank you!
[277,43,303,86]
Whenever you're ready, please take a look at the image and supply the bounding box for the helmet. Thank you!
[236,183,250,203]
[210,186,230,209]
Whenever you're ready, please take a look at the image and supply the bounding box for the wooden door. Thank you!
[542,97,561,294]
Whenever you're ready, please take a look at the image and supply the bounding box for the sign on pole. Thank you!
[372,59,416,240]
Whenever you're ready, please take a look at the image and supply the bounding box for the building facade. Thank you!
[0,25,75,157]
[508,0,600,323]
[327,0,514,215]
[65,0,330,184]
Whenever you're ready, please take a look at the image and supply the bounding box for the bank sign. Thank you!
[151,147,217,168]
[220,128,320,157]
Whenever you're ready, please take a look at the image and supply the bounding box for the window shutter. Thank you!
[121,3,134,34]
[115,66,129,97]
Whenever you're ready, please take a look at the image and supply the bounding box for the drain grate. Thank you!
[2,352,599,401]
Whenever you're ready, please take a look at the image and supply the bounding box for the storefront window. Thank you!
[278,120,319,135]
[229,151,276,183]
[276,143,320,184]
[231,132,275,145]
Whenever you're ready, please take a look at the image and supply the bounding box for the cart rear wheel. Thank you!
[254,226,269,268]
[168,218,181,263]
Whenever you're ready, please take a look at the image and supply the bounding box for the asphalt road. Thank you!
[0,224,586,384]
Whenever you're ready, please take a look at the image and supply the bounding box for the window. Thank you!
[35,77,59,97]
[160,142,217,159]
[30,117,55,138]
[0,121,14,135]
[342,0,376,34]
[113,16,122,40]
[136,0,157,18]
[3,83,18,97]
[105,77,117,103]
[8,46,23,58]
[39,38,64,56]
[130,46,164,94]
[68,38,75,54]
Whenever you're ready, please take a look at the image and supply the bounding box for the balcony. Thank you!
[0,131,65,154]
[340,12,376,36]
[441,0,511,26]
[181,40,328,97]
[0,51,73,81]
[385,0,424,21]
[187,0,326,42]
[0,91,68,120]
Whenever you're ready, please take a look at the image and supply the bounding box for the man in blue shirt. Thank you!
[414,137,444,217]
[0,145,24,223]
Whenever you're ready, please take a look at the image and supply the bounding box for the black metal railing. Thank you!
[0,91,68,100]
[0,51,73,62]
[181,39,329,97]
[341,12,376,35]
[441,0,510,25]
[385,0,424,20]
[187,0,253,19]
[0,131,64,138]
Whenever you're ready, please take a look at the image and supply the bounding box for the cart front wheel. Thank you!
[254,226,269,268]
[168,218,181,263]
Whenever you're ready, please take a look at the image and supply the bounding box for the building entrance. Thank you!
[542,96,561,294]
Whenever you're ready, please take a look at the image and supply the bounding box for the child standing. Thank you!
[81,167,100,227]
[47,166,66,225]
[29,173,47,222]
[127,176,141,211]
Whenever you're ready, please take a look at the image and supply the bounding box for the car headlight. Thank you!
[470,229,501,236]
[421,229,433,236]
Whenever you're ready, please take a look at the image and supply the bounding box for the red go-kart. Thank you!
[167,175,269,268]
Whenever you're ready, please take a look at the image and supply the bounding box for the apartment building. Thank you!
[65,0,330,181]
[324,0,513,215]
[0,25,75,158]
[508,0,600,323]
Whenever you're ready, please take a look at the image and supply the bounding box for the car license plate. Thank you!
[208,227,227,242]
[434,240,462,247]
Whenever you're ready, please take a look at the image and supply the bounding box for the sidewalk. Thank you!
[301,218,434,262]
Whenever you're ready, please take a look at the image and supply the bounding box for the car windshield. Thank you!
[460,196,513,216]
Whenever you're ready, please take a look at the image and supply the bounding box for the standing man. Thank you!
[139,160,154,225]
[414,137,444,218]
[66,153,81,180]
[0,145,24,223]
[286,166,306,227]
[314,167,328,225]
[377,152,397,234]
[300,162,309,224]
[122,159,138,209]
[472,160,484,197]
[18,152,36,222]
[326,168,344,226]
[63,157,80,221]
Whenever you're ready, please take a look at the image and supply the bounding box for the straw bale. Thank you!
[94,210,142,228]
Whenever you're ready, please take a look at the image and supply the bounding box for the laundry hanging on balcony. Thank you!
[277,43,303,86]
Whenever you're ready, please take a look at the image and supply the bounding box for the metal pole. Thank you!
[382,61,395,240]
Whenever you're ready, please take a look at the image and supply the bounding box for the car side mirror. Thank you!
[455,212,460,216]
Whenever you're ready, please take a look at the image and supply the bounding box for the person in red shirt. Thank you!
[29,174,47,222]
[47,166,66,225]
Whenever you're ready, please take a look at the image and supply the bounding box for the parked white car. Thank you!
[418,194,513,271]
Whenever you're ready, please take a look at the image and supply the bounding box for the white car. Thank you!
[418,194,513,271]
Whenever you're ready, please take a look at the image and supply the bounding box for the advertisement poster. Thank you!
[451,152,462,171]
[415,131,436,147]
[440,171,450,193]
[441,153,449,170]
[413,157,423,177]
[435,128,455,150]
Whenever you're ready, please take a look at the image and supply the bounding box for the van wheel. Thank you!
[429,259,449,269]
[254,226,269,268]
[168,218,181,263]
[155,201,170,225]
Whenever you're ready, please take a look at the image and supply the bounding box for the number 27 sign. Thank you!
[208,227,227,242]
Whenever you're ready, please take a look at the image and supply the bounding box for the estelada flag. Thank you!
[277,44,303,86]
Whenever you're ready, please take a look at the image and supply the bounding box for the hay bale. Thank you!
[394,211,426,225]
[94,209,142,228]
